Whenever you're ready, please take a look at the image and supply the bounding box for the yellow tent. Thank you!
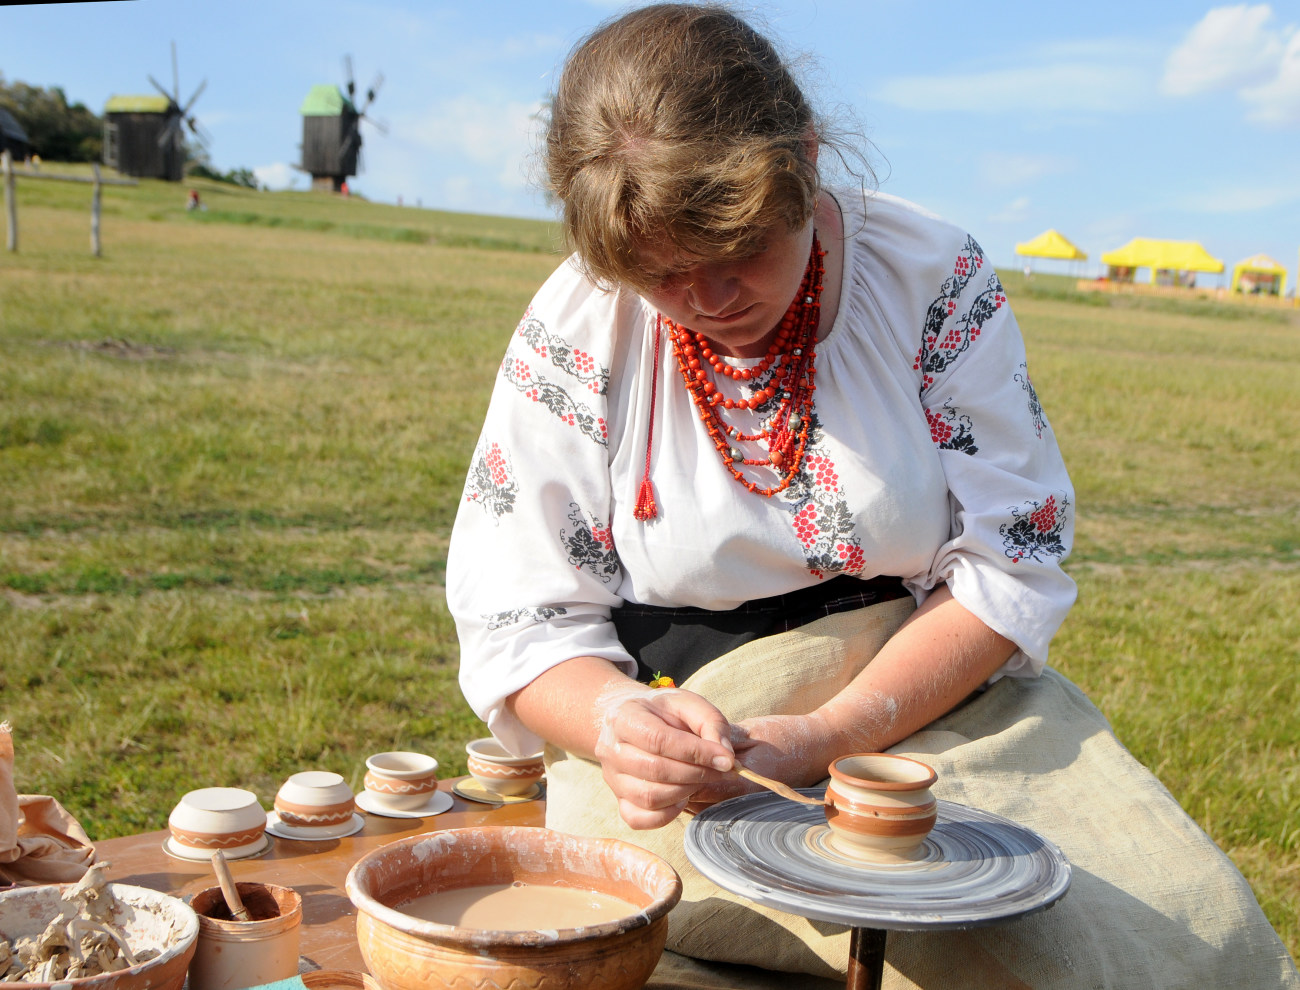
[1230,253,1287,296]
[1014,229,1087,260]
[1101,238,1223,284]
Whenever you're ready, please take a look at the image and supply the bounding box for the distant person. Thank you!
[340,180,350,198]
[446,5,1299,988]
[186,189,200,211]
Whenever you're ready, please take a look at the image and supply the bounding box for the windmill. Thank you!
[299,56,386,193]
[102,42,207,182]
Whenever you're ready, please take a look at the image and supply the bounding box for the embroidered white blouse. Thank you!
[448,190,1076,755]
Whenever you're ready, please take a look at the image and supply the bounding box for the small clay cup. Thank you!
[364,751,439,811]
[824,753,938,862]
[190,881,303,990]
[465,738,544,797]
[168,787,267,859]
[274,770,355,831]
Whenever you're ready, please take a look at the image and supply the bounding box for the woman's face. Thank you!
[636,216,815,359]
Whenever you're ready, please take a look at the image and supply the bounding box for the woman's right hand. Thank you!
[592,685,736,829]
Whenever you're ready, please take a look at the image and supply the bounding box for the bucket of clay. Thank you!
[189,881,303,990]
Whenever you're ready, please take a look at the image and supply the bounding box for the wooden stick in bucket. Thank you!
[211,850,251,921]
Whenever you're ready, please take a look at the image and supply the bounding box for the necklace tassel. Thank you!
[633,475,658,521]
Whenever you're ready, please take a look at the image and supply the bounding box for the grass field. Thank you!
[1,169,1297,960]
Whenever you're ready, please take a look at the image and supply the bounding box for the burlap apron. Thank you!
[545,600,1300,989]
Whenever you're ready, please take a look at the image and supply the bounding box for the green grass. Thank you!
[1,169,1297,961]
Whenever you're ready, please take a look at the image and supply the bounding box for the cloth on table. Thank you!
[0,721,97,885]
[545,603,1300,989]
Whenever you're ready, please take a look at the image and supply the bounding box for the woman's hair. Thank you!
[542,3,822,291]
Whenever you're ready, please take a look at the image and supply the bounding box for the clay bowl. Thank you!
[167,787,267,860]
[823,753,939,862]
[464,738,544,797]
[0,882,199,990]
[345,826,682,990]
[363,752,439,812]
[274,770,355,834]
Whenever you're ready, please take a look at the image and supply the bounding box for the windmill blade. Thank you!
[156,114,184,149]
[361,113,389,136]
[359,72,384,114]
[187,116,213,148]
[181,78,207,116]
[170,41,180,101]
[339,120,362,157]
[147,74,175,103]
[343,55,356,101]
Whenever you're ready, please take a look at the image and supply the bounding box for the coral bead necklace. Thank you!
[670,235,824,497]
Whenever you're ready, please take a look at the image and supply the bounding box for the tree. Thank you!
[0,73,103,162]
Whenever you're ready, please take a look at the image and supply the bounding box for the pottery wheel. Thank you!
[685,792,1070,930]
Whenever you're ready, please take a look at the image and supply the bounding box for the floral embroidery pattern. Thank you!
[781,415,866,578]
[560,503,620,583]
[1000,494,1069,563]
[515,309,609,396]
[501,353,609,447]
[914,237,1006,396]
[1015,366,1045,439]
[926,402,979,455]
[484,606,568,630]
[464,440,518,522]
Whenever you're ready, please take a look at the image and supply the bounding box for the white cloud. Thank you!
[253,162,303,191]
[401,95,544,191]
[874,60,1147,115]
[1241,30,1300,123]
[978,152,1073,187]
[1178,182,1300,213]
[1161,4,1284,96]
[988,196,1032,225]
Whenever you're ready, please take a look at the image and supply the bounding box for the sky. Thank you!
[3,0,1299,279]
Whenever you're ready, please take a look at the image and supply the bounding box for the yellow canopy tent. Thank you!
[1101,238,1223,285]
[1230,254,1287,296]
[1014,229,1087,260]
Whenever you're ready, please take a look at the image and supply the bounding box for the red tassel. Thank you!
[633,475,658,521]
[634,316,664,523]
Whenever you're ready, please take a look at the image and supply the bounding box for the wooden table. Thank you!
[96,780,544,974]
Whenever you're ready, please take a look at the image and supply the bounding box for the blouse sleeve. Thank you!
[885,211,1077,676]
[447,263,638,755]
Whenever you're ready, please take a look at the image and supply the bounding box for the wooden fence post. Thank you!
[3,149,15,252]
[91,162,102,257]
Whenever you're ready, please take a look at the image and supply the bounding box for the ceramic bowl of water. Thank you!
[345,826,681,990]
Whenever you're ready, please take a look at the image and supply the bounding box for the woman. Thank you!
[448,5,1297,987]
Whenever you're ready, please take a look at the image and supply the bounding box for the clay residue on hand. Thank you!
[1,863,160,982]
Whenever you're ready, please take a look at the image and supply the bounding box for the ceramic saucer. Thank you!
[162,833,270,862]
[356,789,453,819]
[265,811,365,841]
[451,778,544,805]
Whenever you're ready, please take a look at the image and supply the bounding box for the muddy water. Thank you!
[399,882,639,930]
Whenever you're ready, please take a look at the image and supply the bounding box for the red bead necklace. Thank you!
[666,235,824,498]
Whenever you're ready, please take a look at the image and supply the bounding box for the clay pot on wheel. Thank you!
[824,753,938,862]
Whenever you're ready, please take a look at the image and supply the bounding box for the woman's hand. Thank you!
[593,684,736,829]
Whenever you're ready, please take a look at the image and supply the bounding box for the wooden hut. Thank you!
[299,84,359,192]
[102,94,184,181]
[0,108,32,162]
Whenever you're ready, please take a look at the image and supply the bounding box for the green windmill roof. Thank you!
[104,94,172,114]
[299,84,356,116]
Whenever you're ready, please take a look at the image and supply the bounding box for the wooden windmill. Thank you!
[103,42,208,182]
[299,57,385,193]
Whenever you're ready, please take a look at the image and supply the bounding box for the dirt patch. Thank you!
[66,337,176,360]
